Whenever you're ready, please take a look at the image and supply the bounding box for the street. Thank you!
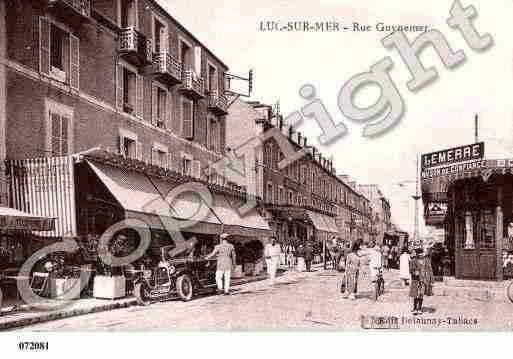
[17,268,513,331]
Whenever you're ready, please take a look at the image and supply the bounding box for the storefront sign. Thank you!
[424,202,447,225]
[421,160,486,179]
[421,142,484,170]
[0,215,54,231]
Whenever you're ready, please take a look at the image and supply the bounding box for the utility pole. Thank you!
[474,113,479,143]
[412,155,421,243]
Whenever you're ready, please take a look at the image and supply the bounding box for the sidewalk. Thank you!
[0,267,301,331]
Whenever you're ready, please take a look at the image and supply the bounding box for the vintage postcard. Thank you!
[0,0,512,349]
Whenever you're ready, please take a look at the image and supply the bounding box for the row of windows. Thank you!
[39,16,222,155]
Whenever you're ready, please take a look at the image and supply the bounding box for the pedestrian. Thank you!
[287,246,295,270]
[343,241,361,300]
[296,244,306,271]
[409,247,434,315]
[382,242,390,270]
[304,241,314,272]
[399,248,411,286]
[205,233,237,295]
[368,241,383,285]
[264,236,282,286]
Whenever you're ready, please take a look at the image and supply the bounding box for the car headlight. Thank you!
[143,270,152,279]
[168,266,176,275]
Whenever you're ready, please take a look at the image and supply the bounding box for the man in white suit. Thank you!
[264,236,281,286]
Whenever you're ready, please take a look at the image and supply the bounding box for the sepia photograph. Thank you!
[0,0,512,355]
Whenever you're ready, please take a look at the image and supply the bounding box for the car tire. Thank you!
[134,282,151,306]
[176,274,194,301]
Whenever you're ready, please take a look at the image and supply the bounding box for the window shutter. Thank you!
[192,160,201,179]
[151,84,157,126]
[118,135,125,156]
[116,65,124,110]
[182,101,193,139]
[69,34,80,90]
[166,91,172,130]
[39,17,50,75]
[136,74,143,119]
[136,142,143,161]
[194,46,202,76]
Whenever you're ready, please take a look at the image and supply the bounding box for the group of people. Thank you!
[339,240,434,315]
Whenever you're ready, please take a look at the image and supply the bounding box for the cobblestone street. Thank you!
[17,268,513,331]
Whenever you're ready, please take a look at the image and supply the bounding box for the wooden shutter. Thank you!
[69,34,80,90]
[118,135,125,156]
[166,90,172,130]
[192,160,201,179]
[182,100,193,139]
[151,84,158,126]
[39,17,50,75]
[116,64,124,110]
[194,46,202,76]
[136,142,143,161]
[136,74,143,119]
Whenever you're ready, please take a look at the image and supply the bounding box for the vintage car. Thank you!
[132,244,217,305]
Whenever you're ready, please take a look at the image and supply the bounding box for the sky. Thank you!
[157,0,513,235]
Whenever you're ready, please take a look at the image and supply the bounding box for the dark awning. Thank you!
[86,161,271,238]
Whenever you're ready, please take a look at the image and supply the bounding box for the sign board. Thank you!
[421,142,484,170]
[424,202,447,225]
[421,160,486,180]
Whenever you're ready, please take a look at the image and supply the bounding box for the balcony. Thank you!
[46,0,91,24]
[153,52,182,85]
[180,70,205,99]
[118,28,152,66]
[208,90,228,115]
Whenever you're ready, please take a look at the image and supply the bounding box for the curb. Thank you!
[0,271,281,331]
[0,299,137,331]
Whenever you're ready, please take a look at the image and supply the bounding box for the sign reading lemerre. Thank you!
[421,142,484,170]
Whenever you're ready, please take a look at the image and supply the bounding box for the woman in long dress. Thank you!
[343,242,361,300]
[399,248,411,286]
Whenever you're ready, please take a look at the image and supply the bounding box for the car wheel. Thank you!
[134,282,151,306]
[176,274,194,301]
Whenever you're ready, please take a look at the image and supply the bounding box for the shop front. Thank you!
[75,151,272,270]
[422,158,513,281]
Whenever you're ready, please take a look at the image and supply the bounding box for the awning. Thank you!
[0,207,55,231]
[307,211,339,234]
[86,161,271,237]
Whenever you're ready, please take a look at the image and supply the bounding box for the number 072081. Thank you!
[18,342,49,351]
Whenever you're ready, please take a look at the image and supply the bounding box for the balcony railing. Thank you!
[47,0,91,23]
[153,51,182,85]
[119,27,152,66]
[208,89,228,115]
[180,70,205,99]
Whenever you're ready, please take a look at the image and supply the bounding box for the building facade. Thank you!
[0,0,272,269]
[358,184,393,244]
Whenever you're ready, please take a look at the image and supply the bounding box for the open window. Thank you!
[180,39,192,71]
[39,18,79,89]
[153,16,167,54]
[120,0,137,28]
[117,62,143,118]
[207,62,217,93]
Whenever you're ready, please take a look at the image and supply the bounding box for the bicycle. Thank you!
[373,269,385,301]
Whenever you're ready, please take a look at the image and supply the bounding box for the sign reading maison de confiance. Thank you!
[421,142,484,170]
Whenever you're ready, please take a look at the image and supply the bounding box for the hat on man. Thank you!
[220,233,230,240]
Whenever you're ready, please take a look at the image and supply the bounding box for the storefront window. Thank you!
[464,211,475,250]
[479,209,495,250]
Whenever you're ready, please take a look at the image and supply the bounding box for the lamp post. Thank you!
[412,155,421,243]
